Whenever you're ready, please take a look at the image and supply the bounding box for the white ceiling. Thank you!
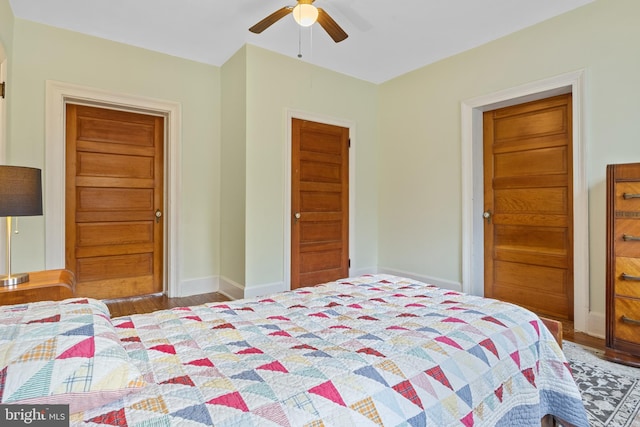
[9,0,595,84]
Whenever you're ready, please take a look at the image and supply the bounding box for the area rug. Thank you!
[563,341,640,426]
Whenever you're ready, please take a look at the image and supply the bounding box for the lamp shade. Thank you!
[0,166,43,217]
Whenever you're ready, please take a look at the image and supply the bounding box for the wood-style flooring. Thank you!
[561,319,605,351]
[104,292,229,318]
[104,292,606,352]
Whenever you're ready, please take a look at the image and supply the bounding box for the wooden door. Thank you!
[291,118,349,289]
[483,94,573,320]
[65,104,164,299]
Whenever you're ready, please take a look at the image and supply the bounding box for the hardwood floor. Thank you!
[562,319,605,351]
[104,292,230,318]
[104,292,606,351]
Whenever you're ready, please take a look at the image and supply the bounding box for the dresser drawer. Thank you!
[614,219,640,257]
[606,164,640,365]
[614,297,640,344]
[615,182,640,212]
[615,257,640,298]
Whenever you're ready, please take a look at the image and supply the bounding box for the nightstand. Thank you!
[0,269,76,305]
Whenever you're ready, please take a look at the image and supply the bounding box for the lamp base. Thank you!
[1,273,30,287]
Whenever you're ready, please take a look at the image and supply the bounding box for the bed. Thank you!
[0,274,588,426]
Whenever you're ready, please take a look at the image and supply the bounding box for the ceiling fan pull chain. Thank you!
[298,23,303,58]
[309,25,313,61]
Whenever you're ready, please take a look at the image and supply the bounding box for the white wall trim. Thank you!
[0,47,7,274]
[460,69,590,333]
[0,49,6,162]
[587,311,605,339]
[44,80,183,297]
[283,109,356,291]
[219,276,245,301]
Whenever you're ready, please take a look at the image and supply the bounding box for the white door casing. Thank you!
[45,80,183,297]
[460,70,591,334]
[284,109,356,290]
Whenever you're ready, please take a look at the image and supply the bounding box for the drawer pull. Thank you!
[622,315,640,326]
[623,234,640,241]
[623,193,640,199]
[621,273,640,281]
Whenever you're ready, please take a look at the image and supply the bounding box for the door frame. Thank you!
[0,44,7,272]
[0,43,6,162]
[284,109,356,290]
[44,80,182,297]
[461,69,591,334]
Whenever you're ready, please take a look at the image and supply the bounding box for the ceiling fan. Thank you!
[249,0,348,43]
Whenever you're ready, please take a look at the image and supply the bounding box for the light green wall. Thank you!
[219,44,380,292]
[220,46,247,285]
[7,18,222,282]
[0,0,13,57]
[0,0,14,164]
[378,0,640,314]
[2,11,379,294]
[244,45,379,288]
[6,0,633,314]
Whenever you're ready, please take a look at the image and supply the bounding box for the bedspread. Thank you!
[72,274,588,426]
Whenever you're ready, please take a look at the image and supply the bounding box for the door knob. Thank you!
[155,209,162,223]
[294,212,301,223]
[483,210,491,224]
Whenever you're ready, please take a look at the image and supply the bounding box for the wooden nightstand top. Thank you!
[0,269,76,305]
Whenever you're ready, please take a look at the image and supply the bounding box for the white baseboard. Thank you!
[585,310,606,339]
[218,276,245,300]
[376,267,463,292]
[177,276,218,297]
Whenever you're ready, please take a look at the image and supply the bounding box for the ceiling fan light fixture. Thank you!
[249,0,347,43]
[292,4,318,27]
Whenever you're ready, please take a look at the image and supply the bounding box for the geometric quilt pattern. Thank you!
[68,274,588,426]
[0,298,146,414]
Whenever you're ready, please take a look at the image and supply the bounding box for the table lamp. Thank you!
[0,166,43,286]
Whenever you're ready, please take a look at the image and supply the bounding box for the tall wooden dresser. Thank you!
[606,163,640,367]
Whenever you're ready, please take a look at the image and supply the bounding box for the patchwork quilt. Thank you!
[71,274,588,426]
[0,298,146,413]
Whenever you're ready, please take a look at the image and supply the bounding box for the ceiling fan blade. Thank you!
[249,7,293,34]
[317,8,348,43]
